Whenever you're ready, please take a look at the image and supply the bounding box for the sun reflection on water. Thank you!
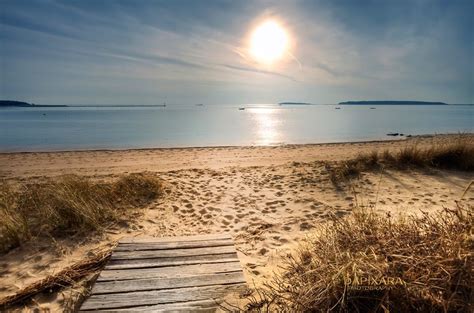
[248,107,281,145]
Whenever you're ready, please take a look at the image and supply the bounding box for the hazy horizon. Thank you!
[1,0,473,105]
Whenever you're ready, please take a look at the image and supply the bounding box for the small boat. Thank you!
[370,107,376,109]
[335,107,341,109]
[387,132,399,136]
[195,103,204,106]
[238,107,245,110]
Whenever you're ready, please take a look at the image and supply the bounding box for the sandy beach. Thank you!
[1,134,473,311]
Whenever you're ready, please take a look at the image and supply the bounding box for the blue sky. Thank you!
[1,0,472,104]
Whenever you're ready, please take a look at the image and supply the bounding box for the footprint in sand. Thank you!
[300,222,313,231]
[259,248,268,255]
[246,263,258,269]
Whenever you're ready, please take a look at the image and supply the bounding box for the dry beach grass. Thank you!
[0,173,163,254]
[245,203,473,312]
[327,135,474,185]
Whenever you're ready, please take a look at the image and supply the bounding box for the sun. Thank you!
[250,20,288,65]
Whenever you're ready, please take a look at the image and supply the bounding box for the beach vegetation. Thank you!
[0,173,163,254]
[245,203,473,312]
[327,136,474,184]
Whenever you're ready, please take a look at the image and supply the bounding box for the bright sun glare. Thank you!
[250,20,288,65]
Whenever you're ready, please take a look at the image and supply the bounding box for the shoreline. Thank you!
[0,137,405,154]
[1,133,471,180]
[0,132,466,155]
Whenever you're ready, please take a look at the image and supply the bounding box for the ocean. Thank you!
[0,104,472,152]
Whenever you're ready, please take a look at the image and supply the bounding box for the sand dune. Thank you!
[0,134,473,311]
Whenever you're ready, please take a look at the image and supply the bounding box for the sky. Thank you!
[0,0,472,105]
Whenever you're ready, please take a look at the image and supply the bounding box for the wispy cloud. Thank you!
[221,64,297,81]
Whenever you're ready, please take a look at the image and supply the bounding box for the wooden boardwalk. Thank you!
[80,234,246,312]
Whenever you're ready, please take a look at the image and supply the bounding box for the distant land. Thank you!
[279,102,314,105]
[339,100,447,105]
[70,104,166,107]
[0,100,68,107]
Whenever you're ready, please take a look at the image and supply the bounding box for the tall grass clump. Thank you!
[328,136,474,183]
[246,204,473,312]
[0,173,162,254]
[0,183,28,252]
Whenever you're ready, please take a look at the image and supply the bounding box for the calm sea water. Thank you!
[0,104,472,152]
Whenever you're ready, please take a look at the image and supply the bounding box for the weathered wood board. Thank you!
[80,234,246,312]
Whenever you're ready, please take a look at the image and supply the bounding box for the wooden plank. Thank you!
[115,239,234,252]
[119,233,232,244]
[111,245,236,260]
[96,299,219,312]
[80,284,246,311]
[97,261,243,282]
[106,253,239,270]
[92,271,246,294]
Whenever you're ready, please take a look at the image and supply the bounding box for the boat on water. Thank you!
[238,107,245,110]
[335,107,341,109]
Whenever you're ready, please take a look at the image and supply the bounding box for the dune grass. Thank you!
[327,136,474,185]
[246,203,473,312]
[0,173,163,254]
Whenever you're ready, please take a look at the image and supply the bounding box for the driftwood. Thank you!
[461,180,473,199]
[0,249,111,310]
